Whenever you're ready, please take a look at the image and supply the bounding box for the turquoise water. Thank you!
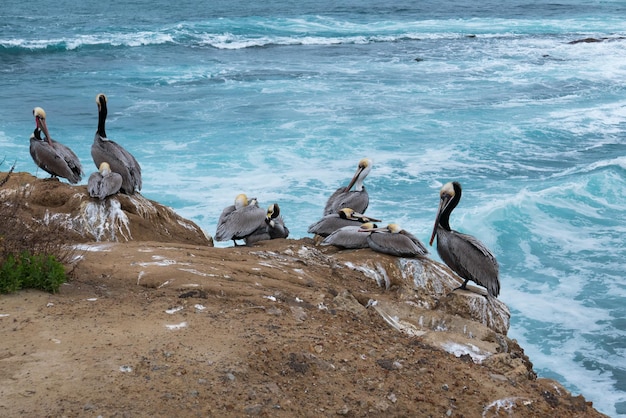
[1,1,625,415]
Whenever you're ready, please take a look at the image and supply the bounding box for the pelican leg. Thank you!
[453,278,469,291]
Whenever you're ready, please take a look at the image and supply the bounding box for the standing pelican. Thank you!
[29,107,83,184]
[308,207,381,238]
[87,162,123,200]
[321,222,377,249]
[323,158,372,215]
[91,93,142,194]
[430,181,500,298]
[215,194,266,246]
[244,203,290,245]
[363,223,428,257]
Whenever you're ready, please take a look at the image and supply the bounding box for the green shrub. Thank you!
[0,254,22,293]
[1,168,72,294]
[0,251,66,294]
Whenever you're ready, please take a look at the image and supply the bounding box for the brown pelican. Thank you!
[215,194,267,246]
[29,107,83,184]
[363,223,428,257]
[323,158,372,215]
[91,93,142,194]
[321,221,377,249]
[244,203,290,245]
[87,162,123,200]
[308,207,381,238]
[430,181,500,298]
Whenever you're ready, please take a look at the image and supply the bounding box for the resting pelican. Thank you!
[321,222,377,249]
[215,194,266,246]
[363,223,428,257]
[244,203,290,245]
[29,107,83,184]
[430,181,500,298]
[87,162,123,200]
[323,158,372,215]
[91,93,142,194]
[308,207,381,239]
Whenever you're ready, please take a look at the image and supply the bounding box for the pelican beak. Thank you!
[430,194,449,246]
[36,116,52,144]
[345,165,365,192]
[350,210,381,223]
[365,225,390,233]
[270,203,280,218]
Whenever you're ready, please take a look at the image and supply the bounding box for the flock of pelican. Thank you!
[215,157,500,298]
[29,94,142,200]
[26,100,500,298]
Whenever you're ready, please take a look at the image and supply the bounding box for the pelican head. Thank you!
[430,181,461,246]
[358,222,378,231]
[345,157,372,192]
[99,162,112,175]
[32,107,51,143]
[366,223,401,234]
[234,193,248,209]
[265,203,280,226]
[96,93,108,108]
[338,207,356,219]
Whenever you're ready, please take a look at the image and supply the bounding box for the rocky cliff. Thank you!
[0,171,606,417]
[0,172,211,245]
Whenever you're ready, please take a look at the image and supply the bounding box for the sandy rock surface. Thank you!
[1,238,605,417]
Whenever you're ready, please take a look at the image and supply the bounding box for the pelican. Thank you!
[323,158,372,215]
[430,181,500,298]
[363,223,428,257]
[321,222,377,249]
[308,207,381,238]
[244,203,290,245]
[29,107,83,184]
[91,93,142,194]
[87,162,123,200]
[215,194,266,246]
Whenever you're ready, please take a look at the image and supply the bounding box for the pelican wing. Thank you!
[268,216,289,239]
[92,135,142,194]
[88,171,123,200]
[215,205,266,241]
[30,137,82,184]
[437,230,500,297]
[87,172,104,199]
[367,233,425,257]
[243,224,270,245]
[321,225,369,249]
[399,230,428,255]
[308,214,359,237]
[243,216,289,245]
[50,139,83,181]
[323,188,369,216]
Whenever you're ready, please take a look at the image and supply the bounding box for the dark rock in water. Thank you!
[568,37,606,44]
[568,36,625,45]
[0,172,212,245]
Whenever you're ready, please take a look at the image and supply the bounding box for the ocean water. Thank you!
[1,0,625,415]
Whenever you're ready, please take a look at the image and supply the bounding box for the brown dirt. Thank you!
[0,238,606,418]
